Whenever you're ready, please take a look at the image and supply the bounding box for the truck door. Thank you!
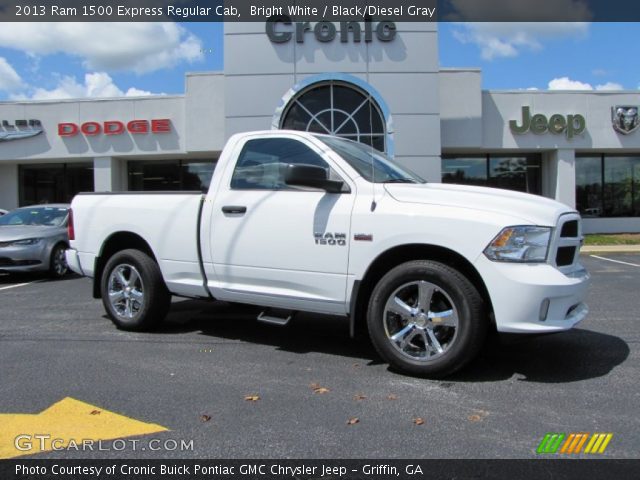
[208,135,355,314]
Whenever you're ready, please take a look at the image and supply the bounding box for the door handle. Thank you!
[222,205,247,214]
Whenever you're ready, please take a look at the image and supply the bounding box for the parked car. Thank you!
[0,209,8,216]
[0,204,70,277]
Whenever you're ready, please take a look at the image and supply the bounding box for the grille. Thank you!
[552,215,582,270]
[556,247,576,266]
[560,220,578,238]
[0,241,13,248]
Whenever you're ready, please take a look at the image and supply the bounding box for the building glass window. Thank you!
[19,163,94,206]
[127,159,216,192]
[442,154,542,195]
[576,156,603,217]
[441,157,487,186]
[280,81,387,153]
[577,155,640,217]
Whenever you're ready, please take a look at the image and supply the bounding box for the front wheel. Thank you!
[49,243,69,278]
[100,249,171,331]
[367,260,486,378]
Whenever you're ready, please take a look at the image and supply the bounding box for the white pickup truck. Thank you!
[66,130,590,377]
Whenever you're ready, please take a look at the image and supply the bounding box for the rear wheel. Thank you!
[49,244,68,278]
[100,249,171,331]
[367,260,486,378]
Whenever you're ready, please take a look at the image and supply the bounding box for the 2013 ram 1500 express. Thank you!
[66,131,590,377]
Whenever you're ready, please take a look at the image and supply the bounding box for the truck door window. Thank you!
[230,138,338,190]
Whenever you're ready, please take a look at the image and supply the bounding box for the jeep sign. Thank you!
[510,106,585,139]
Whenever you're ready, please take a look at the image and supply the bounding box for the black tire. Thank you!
[367,260,486,378]
[100,249,171,331]
[49,243,69,278]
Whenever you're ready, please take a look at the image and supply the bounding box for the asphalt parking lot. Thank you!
[0,253,638,459]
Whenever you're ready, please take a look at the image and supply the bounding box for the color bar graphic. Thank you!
[537,433,566,454]
[537,433,613,454]
[584,433,614,454]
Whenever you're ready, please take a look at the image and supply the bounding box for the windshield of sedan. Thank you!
[317,136,425,184]
[0,207,68,227]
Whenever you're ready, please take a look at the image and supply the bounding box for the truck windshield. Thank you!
[317,136,425,184]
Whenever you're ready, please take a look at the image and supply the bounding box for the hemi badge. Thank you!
[354,234,373,242]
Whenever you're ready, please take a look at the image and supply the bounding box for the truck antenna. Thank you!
[369,92,377,212]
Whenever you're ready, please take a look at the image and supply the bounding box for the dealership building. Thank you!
[1,22,639,233]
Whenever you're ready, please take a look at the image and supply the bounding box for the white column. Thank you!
[543,149,576,208]
[93,157,123,192]
[0,164,19,209]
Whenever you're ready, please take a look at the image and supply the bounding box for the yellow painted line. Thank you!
[574,433,589,454]
[598,434,613,453]
[560,434,575,454]
[0,397,168,459]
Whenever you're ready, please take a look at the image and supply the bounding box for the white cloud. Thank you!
[0,57,22,91]
[547,77,625,91]
[548,77,593,90]
[0,23,203,74]
[452,22,589,60]
[12,72,156,100]
[595,82,623,91]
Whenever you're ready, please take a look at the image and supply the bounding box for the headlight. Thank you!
[484,226,551,263]
[12,238,42,246]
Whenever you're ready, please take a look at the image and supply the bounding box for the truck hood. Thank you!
[384,183,575,226]
[0,225,62,242]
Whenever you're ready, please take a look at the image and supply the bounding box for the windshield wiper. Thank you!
[384,178,418,184]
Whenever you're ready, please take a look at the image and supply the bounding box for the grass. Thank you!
[584,234,640,246]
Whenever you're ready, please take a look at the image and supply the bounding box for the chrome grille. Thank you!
[551,214,583,270]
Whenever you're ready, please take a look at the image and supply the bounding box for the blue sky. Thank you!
[439,23,639,91]
[0,22,637,101]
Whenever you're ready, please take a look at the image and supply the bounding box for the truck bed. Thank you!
[71,192,207,298]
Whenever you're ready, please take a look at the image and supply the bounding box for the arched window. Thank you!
[280,81,387,153]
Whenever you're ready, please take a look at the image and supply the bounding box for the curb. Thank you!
[581,245,640,253]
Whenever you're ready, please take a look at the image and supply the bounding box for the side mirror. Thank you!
[284,164,345,193]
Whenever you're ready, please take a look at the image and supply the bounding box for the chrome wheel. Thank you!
[51,246,68,277]
[383,280,459,361]
[107,264,145,319]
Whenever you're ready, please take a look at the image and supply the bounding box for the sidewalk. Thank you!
[581,245,640,253]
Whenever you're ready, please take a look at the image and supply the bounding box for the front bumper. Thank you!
[475,255,590,334]
[0,244,48,273]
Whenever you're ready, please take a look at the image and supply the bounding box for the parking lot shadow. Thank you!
[156,300,628,382]
[159,299,380,362]
[0,272,80,284]
[448,328,630,383]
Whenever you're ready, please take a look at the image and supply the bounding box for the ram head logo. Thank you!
[612,106,640,135]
